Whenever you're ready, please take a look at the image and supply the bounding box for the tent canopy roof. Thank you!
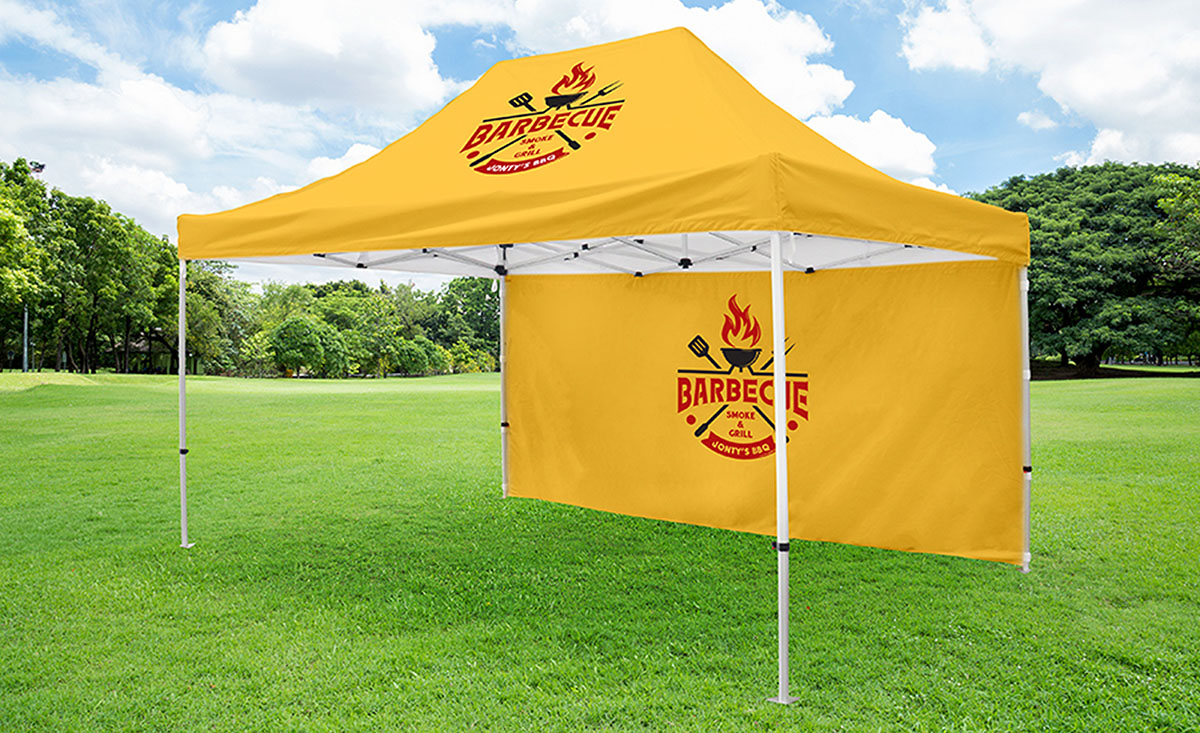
[177,27,1028,275]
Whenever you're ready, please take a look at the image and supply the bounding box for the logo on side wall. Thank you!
[677,295,809,460]
[458,63,624,174]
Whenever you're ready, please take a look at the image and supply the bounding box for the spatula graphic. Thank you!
[688,335,722,369]
[509,92,581,150]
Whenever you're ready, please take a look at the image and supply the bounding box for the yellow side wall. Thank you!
[507,261,1024,564]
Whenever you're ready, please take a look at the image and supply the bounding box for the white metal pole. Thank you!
[1020,267,1031,572]
[767,231,795,704]
[22,303,29,372]
[179,259,193,549]
[499,247,510,498]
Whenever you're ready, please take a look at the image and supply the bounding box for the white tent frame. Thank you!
[177,228,1032,703]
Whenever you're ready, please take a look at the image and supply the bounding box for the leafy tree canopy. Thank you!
[1156,172,1200,284]
[1,157,504,376]
[971,162,1200,370]
[269,316,324,376]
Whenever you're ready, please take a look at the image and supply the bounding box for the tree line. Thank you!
[3,157,1198,377]
[1,158,497,377]
[970,162,1200,372]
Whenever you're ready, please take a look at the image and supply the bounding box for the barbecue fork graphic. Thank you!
[509,93,581,150]
[578,81,622,106]
[470,135,528,168]
[759,340,794,371]
[694,404,727,437]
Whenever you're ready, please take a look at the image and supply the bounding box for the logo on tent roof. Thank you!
[677,295,808,460]
[459,63,624,174]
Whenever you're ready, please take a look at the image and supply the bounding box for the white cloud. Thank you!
[909,177,957,194]
[0,65,329,234]
[202,4,442,112]
[509,1,947,183]
[0,0,140,78]
[1016,110,1057,131]
[76,158,292,234]
[900,0,1200,165]
[0,0,956,244]
[0,0,340,237]
[806,109,939,183]
[504,0,855,118]
[200,0,511,124]
[306,143,381,180]
[1053,150,1083,167]
[900,0,989,72]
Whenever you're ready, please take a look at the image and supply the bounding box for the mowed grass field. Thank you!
[0,373,1197,731]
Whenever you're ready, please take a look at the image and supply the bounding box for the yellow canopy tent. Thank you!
[177,27,1030,703]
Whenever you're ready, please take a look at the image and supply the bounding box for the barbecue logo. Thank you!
[677,295,808,460]
[458,63,624,174]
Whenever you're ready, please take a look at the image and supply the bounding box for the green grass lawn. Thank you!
[1,373,1197,730]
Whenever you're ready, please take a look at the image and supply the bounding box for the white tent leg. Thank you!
[22,303,29,372]
[179,259,193,549]
[499,267,510,498]
[1020,267,1031,572]
[767,231,796,704]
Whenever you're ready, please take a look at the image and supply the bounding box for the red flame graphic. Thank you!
[721,295,761,348]
[551,63,596,95]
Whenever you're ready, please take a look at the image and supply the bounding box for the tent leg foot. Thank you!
[767,696,797,705]
[181,542,195,549]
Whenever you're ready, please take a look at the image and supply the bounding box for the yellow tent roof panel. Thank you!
[177,27,1028,266]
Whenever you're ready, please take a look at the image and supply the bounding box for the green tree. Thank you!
[393,339,428,375]
[269,316,323,376]
[312,320,350,378]
[1154,171,1200,362]
[311,282,372,373]
[1,157,259,375]
[448,339,495,373]
[0,191,42,304]
[0,157,514,378]
[1157,172,1200,245]
[424,277,498,357]
[235,330,275,377]
[52,193,139,373]
[0,160,52,370]
[0,188,46,369]
[104,219,155,373]
[1155,172,1200,292]
[182,261,255,375]
[390,281,436,341]
[255,283,315,333]
[413,335,450,374]
[972,162,1200,372]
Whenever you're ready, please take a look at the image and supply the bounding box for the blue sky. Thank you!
[2,0,1196,288]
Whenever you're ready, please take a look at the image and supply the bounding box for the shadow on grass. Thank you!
[1031,362,1200,380]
